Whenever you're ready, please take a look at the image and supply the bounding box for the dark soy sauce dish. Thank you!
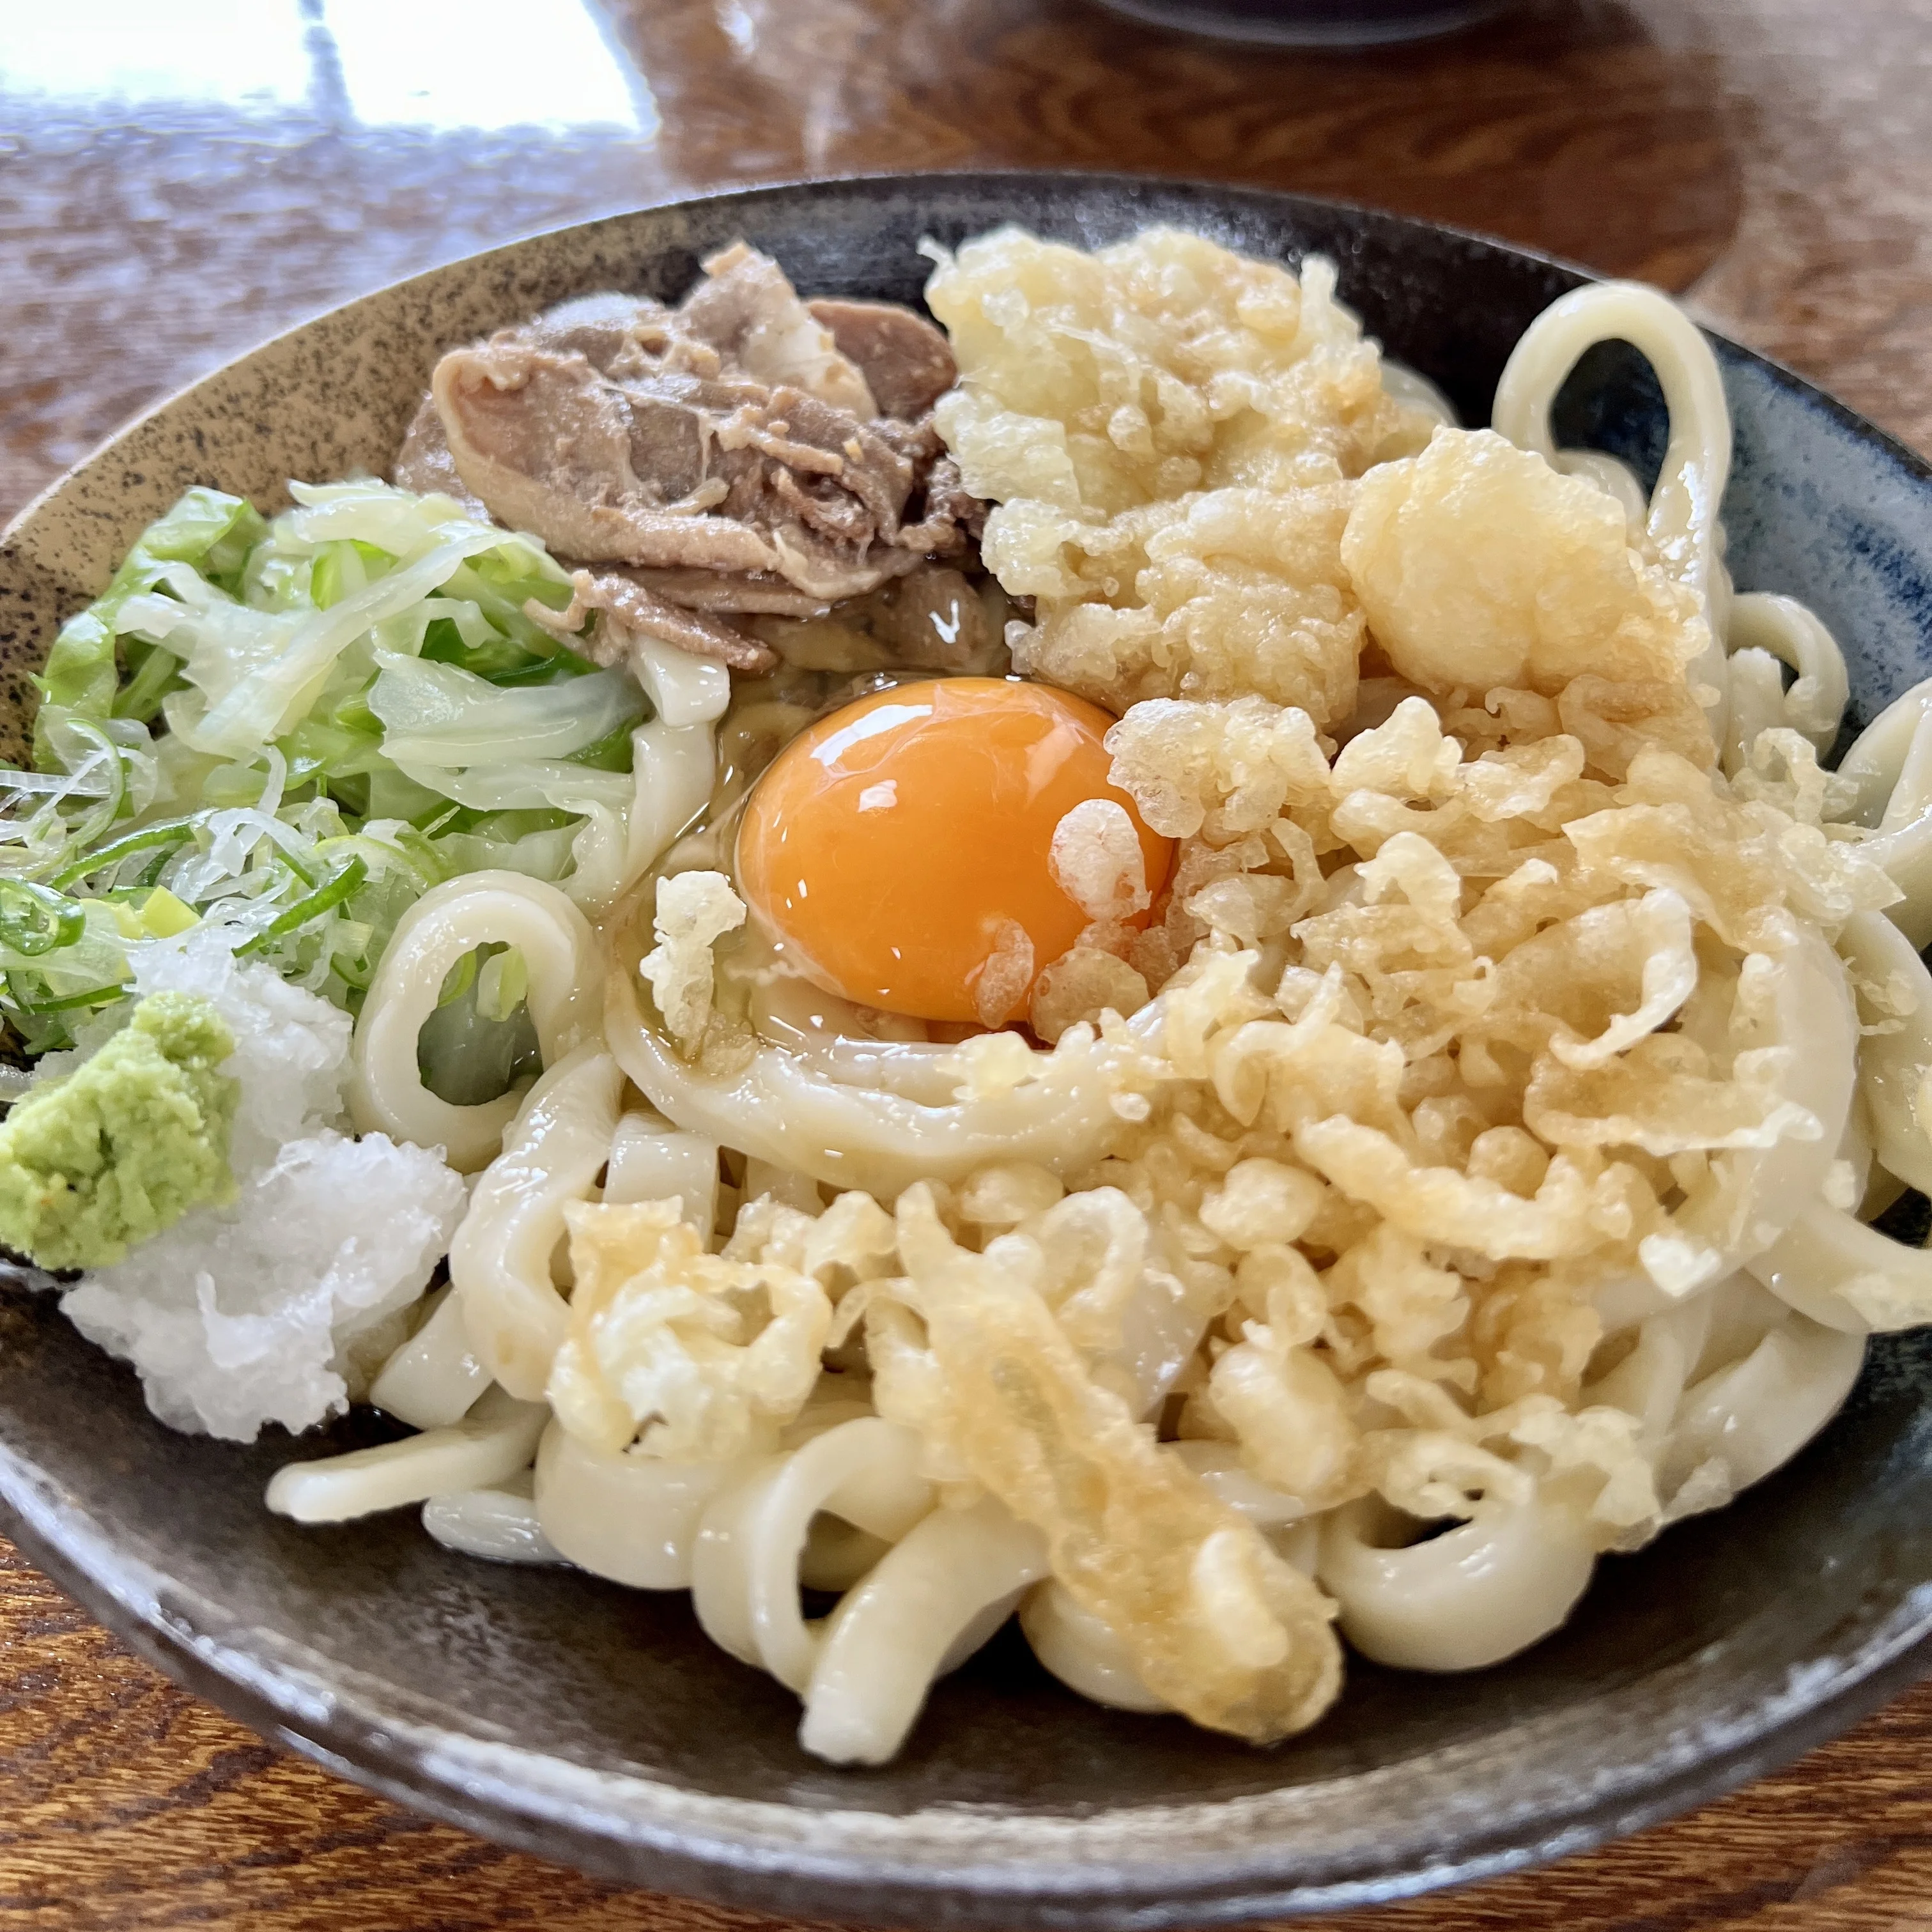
[3,174,1931,1930]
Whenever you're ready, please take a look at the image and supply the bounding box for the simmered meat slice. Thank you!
[392,394,492,521]
[527,568,775,674]
[892,451,987,554]
[433,349,969,598]
[624,568,830,618]
[805,298,957,420]
[677,242,877,416]
[407,242,987,652]
[523,288,670,370]
[432,344,774,571]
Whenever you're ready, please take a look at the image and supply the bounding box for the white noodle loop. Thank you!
[1492,278,1733,732]
[421,1471,562,1565]
[603,1108,722,1232]
[1657,1316,1864,1502]
[1021,1580,1170,1713]
[533,1418,736,1588]
[1833,680,1932,947]
[351,870,599,1171]
[1724,594,1850,757]
[265,1385,547,1524]
[1836,910,1932,1195]
[1316,1491,1597,1671]
[800,1497,1049,1765]
[1838,680,1932,829]
[451,1044,626,1399]
[1585,1274,1862,1520]
[1712,925,1860,1266]
[690,1416,936,1692]
[367,1285,490,1430]
[608,958,1163,1195]
[1749,1198,1932,1334]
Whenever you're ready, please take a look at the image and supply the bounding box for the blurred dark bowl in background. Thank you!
[1084,0,1515,46]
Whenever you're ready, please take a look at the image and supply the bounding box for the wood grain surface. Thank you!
[5,1,1932,1927]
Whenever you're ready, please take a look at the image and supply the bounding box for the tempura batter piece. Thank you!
[1341,428,1708,702]
[883,1186,1342,1743]
[928,228,1432,728]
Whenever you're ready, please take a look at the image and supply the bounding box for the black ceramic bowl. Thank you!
[3,174,1932,1931]
[1083,0,1513,47]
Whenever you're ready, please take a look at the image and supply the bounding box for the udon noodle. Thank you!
[258,231,1932,1766]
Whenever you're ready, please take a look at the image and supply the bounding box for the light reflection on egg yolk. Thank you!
[735,678,1173,1026]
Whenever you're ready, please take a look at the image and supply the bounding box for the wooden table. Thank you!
[4,1,1932,1925]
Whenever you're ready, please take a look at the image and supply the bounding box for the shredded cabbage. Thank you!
[0,481,644,1048]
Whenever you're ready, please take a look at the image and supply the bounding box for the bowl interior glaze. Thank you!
[3,174,1932,1931]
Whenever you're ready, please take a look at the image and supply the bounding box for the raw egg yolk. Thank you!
[735,678,1173,1026]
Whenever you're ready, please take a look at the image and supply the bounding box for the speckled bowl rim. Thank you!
[4,172,1932,1929]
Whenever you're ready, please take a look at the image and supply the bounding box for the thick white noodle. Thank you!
[1580,1273,1860,1525]
[1111,1264,1218,1421]
[1586,1292,1714,1442]
[1836,679,1932,828]
[1841,1088,1879,1210]
[1723,649,1794,778]
[1835,911,1932,1195]
[1726,593,1850,753]
[1835,681,1932,946]
[1271,1519,1324,1576]
[1317,1490,1597,1671]
[1015,1189,1208,1420]
[1592,1265,1712,1333]
[1683,923,1860,1270]
[690,1417,935,1692]
[1690,1272,1804,1381]
[1879,713,1932,837]
[562,720,718,914]
[607,961,1161,1194]
[799,1497,1049,1766]
[1552,449,1650,527]
[748,948,964,1106]
[1168,1441,1311,1526]
[421,1470,562,1565]
[1767,932,1861,1217]
[1491,279,1733,732]
[366,1285,490,1430]
[626,721,719,882]
[450,1044,625,1400]
[1019,1582,1170,1713]
[1748,1198,1932,1333]
[265,1386,548,1523]
[532,1418,736,1588]
[627,632,733,727]
[743,1157,825,1214]
[1657,1317,1865,1502]
[350,870,599,1171]
[603,1108,722,1234]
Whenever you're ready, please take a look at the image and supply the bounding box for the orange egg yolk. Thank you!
[734,678,1173,1026]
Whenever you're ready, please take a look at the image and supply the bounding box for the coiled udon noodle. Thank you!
[270,273,1932,1764]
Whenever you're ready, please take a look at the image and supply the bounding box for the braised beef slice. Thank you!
[624,568,831,619]
[392,394,492,521]
[412,243,984,633]
[805,298,957,420]
[676,243,877,418]
[528,568,775,674]
[523,289,671,369]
